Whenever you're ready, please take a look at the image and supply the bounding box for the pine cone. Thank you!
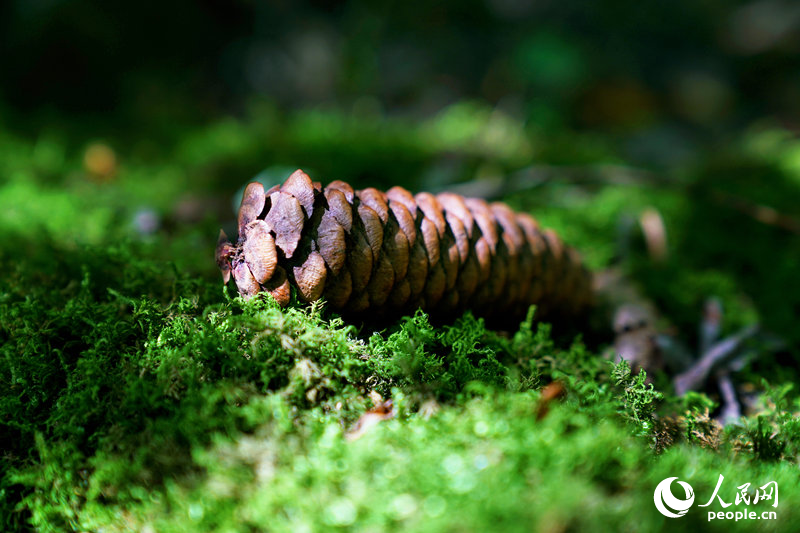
[216,169,593,322]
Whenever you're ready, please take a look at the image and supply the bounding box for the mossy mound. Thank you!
[2,114,800,532]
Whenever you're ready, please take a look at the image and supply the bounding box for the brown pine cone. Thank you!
[216,169,593,322]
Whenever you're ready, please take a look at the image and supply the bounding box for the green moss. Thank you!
[367,310,509,402]
[2,119,800,532]
[611,360,663,435]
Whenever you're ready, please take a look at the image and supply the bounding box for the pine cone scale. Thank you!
[217,169,593,321]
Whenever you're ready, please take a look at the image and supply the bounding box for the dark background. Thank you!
[4,0,800,142]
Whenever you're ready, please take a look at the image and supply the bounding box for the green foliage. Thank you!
[367,310,508,402]
[1,109,799,532]
[19,391,800,533]
[0,238,373,530]
[611,360,663,434]
[728,383,800,463]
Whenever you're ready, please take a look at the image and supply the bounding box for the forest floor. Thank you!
[2,106,800,532]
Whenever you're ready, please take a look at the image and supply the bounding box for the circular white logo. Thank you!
[654,477,695,518]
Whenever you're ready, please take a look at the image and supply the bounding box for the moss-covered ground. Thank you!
[2,108,800,532]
